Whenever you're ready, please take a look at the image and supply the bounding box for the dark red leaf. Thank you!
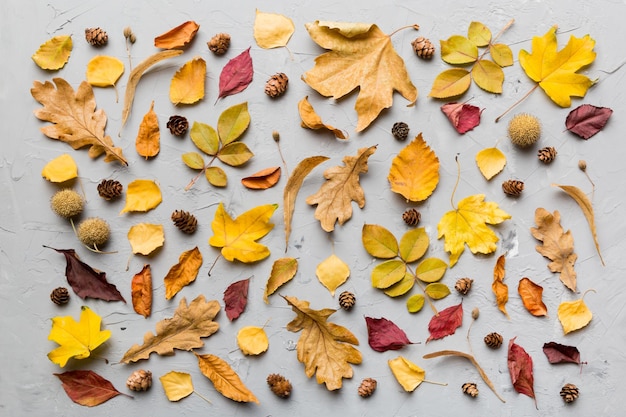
[45,246,125,302]
[55,370,131,407]
[441,102,482,134]
[542,342,581,365]
[223,278,250,321]
[508,337,537,408]
[426,302,463,342]
[218,47,253,99]
[565,104,613,139]
[365,316,413,352]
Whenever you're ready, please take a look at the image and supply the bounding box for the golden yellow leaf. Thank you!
[428,68,471,99]
[316,254,350,296]
[557,290,594,334]
[237,326,269,355]
[415,258,447,283]
[476,147,506,180]
[195,353,259,403]
[388,133,440,202]
[388,356,425,392]
[159,371,194,402]
[135,101,160,158]
[128,223,164,255]
[120,179,162,214]
[471,59,504,93]
[406,294,425,313]
[154,21,200,49]
[86,56,124,87]
[164,247,203,300]
[206,166,227,187]
[302,21,417,132]
[441,35,478,64]
[41,154,78,183]
[399,228,430,263]
[384,271,415,297]
[362,224,399,259]
[264,257,298,303]
[254,10,295,48]
[371,259,406,289]
[492,254,509,318]
[32,35,72,70]
[170,57,206,105]
[284,295,362,390]
[298,96,348,139]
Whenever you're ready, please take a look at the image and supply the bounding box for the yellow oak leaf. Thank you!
[302,21,417,132]
[437,194,511,267]
[298,96,348,139]
[41,154,78,183]
[476,147,506,180]
[284,295,362,390]
[316,254,350,296]
[209,202,277,263]
[557,290,595,334]
[254,10,295,48]
[170,57,206,105]
[492,254,509,318]
[48,306,111,367]
[195,353,259,403]
[159,371,194,402]
[128,223,164,255]
[388,356,426,392]
[237,326,269,355]
[306,146,377,232]
[86,56,124,88]
[519,26,596,107]
[120,179,162,214]
[264,257,298,303]
[164,247,203,300]
[32,35,72,70]
[135,101,160,158]
[388,133,440,202]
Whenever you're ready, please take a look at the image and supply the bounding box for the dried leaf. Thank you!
[306,146,377,232]
[206,166,228,187]
[385,271,416,297]
[154,21,200,49]
[218,102,251,145]
[492,254,509,318]
[128,223,164,255]
[32,35,72,70]
[164,247,203,300]
[55,370,129,407]
[415,258,448,283]
[468,21,491,47]
[131,265,152,318]
[508,337,537,407]
[264,257,298,302]
[195,353,259,403]
[182,152,205,169]
[41,154,78,183]
[298,96,348,139]
[365,317,413,352]
[406,294,425,313]
[441,102,481,134]
[120,179,162,214]
[86,56,124,88]
[427,302,463,342]
[490,43,514,67]
[428,68,471,99]
[542,342,581,364]
[31,78,127,165]
[237,326,269,355]
[362,224,399,259]
[254,10,295,48]
[159,371,193,401]
[371,260,406,289]
[441,35,477,63]
[190,122,219,155]
[399,228,429,263]
[424,283,450,300]
[387,356,425,392]
[170,57,206,105]
[224,278,250,321]
[557,290,594,334]
[217,142,254,167]
[121,295,220,363]
[388,133,440,202]
[135,101,160,158]
[241,166,281,189]
[565,104,613,139]
[316,254,350,295]
[218,47,253,99]
[471,59,505,93]
[518,277,547,316]
[476,147,506,180]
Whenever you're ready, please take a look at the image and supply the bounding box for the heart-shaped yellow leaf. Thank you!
[388,133,440,202]
[86,56,125,87]
[128,223,165,255]
[42,154,78,183]
[120,179,162,214]
[32,35,72,70]
[170,57,206,105]
[159,371,194,402]
[316,254,350,295]
[558,290,594,334]
[237,326,269,355]
[476,147,506,180]
[254,10,295,48]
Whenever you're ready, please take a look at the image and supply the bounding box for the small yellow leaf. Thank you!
[135,101,160,158]
[42,154,78,183]
[217,142,254,167]
[415,258,447,283]
[424,283,451,300]
[388,356,426,392]
[388,133,440,202]
[164,247,203,300]
[237,326,269,355]
[298,97,348,139]
[182,152,205,170]
[383,271,415,297]
[205,166,228,187]
[468,21,491,47]
[471,60,504,93]
[362,224,399,259]
[441,35,478,64]
[399,227,429,263]
[170,57,206,105]
[371,259,406,289]
[264,257,298,303]
[557,290,594,334]
[476,147,506,180]
[159,371,194,402]
[218,102,251,146]
[316,254,350,296]
[190,121,219,155]
[195,353,259,403]
[120,179,162,214]
[128,223,165,255]
[86,56,124,87]
[490,43,514,67]
[406,294,425,313]
[428,68,472,99]
[254,10,295,48]
[32,35,72,70]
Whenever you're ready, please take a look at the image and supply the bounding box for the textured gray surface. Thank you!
[1,0,625,416]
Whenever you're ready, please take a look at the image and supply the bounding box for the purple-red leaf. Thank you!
[55,370,131,407]
[426,302,463,342]
[441,102,481,134]
[45,246,125,302]
[365,316,413,352]
[223,278,250,321]
[508,337,537,408]
[218,47,253,99]
[542,342,581,365]
[565,104,613,139]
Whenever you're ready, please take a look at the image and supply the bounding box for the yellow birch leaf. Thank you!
[159,371,194,402]
[195,353,259,403]
[237,326,269,355]
[384,271,415,297]
[492,254,509,318]
[264,257,298,303]
[371,259,406,289]
[440,35,478,64]
[399,227,429,263]
[41,154,78,183]
[490,43,514,67]
[557,290,594,334]
[154,21,200,49]
[468,22,492,47]
[164,247,203,300]
[218,102,250,146]
[298,97,348,139]
[388,356,426,392]
[120,179,162,214]
[206,166,227,187]
[406,294,425,313]
[415,258,447,283]
[135,101,160,158]
[476,147,506,180]
[428,68,472,99]
[254,10,295,48]
[128,223,165,255]
[86,56,124,87]
[316,254,350,295]
[362,224,399,259]
[471,59,504,93]
[32,35,72,70]
[170,57,206,105]
[424,283,451,300]
[388,133,440,202]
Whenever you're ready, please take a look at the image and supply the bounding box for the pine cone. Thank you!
[338,291,356,310]
[484,332,503,349]
[166,115,189,136]
[560,383,579,403]
[85,27,108,46]
[126,370,152,392]
[462,382,479,397]
[265,73,289,98]
[208,33,230,55]
[97,179,123,200]
[392,122,410,141]
[502,179,524,196]
[537,146,557,163]
[402,208,421,226]
[358,377,377,398]
[171,210,197,234]
[412,37,435,59]
[50,287,70,305]
[454,277,473,295]
[267,374,292,398]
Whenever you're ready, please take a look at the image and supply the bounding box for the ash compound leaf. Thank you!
[55,370,130,407]
[426,302,463,342]
[542,342,581,364]
[388,356,426,392]
[264,257,298,302]
[428,68,471,99]
[518,277,547,317]
[217,102,251,146]
[399,227,429,263]
[164,247,203,300]
[237,326,269,355]
[159,371,194,402]
[365,317,413,352]
[128,223,164,256]
[170,57,206,105]
[154,20,200,49]
[508,337,537,407]
[218,48,253,99]
[120,179,162,214]
[135,101,160,158]
[254,10,295,48]
[224,277,250,321]
[41,153,78,183]
[131,264,152,318]
[316,254,350,296]
[298,96,348,139]
[492,254,509,318]
[195,353,259,403]
[388,133,440,202]
[32,35,72,70]
[441,102,482,134]
[476,147,506,180]
[362,224,399,259]
[565,104,613,139]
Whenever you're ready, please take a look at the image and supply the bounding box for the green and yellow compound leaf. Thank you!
[424,283,451,300]
[406,294,425,313]
[415,258,448,283]
[384,271,415,297]
[218,102,250,145]
[190,122,219,156]
[399,227,429,263]
[362,224,399,259]
[371,259,406,289]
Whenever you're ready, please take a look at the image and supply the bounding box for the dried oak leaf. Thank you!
[164,247,203,300]
[565,104,613,139]
[131,265,152,318]
[508,337,537,408]
[121,295,220,363]
[306,145,377,232]
[365,317,413,352]
[154,21,200,49]
[542,342,581,365]
[302,21,417,132]
[426,301,463,342]
[492,254,509,318]
[195,353,259,403]
[55,370,130,407]
[388,133,440,202]
[284,295,362,390]
[223,277,250,321]
[31,78,127,165]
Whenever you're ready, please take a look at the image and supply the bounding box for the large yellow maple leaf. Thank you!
[437,194,511,267]
[302,21,417,132]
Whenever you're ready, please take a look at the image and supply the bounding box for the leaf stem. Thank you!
[492,19,515,44]
[193,390,212,405]
[185,157,216,191]
[388,24,420,38]
[207,253,222,276]
[406,264,438,315]
[423,379,448,386]
[450,155,461,210]
[495,85,539,123]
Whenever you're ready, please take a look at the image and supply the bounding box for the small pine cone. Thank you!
[267,374,292,398]
[502,179,524,197]
[454,277,473,295]
[166,115,189,136]
[338,291,356,310]
[126,370,152,392]
[392,122,410,141]
[85,27,108,46]
[462,382,479,398]
[50,287,70,305]
[97,179,123,200]
[484,332,503,349]
[358,377,377,398]
[208,33,231,55]
[402,208,421,226]
[412,37,435,59]
[171,210,197,234]
[265,73,289,98]
[560,383,579,403]
[537,146,557,163]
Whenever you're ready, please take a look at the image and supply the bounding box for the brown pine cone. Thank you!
[358,377,377,397]
[265,73,289,98]
[392,122,410,141]
[97,179,123,200]
[267,373,292,398]
[338,291,356,310]
[560,383,579,403]
[402,208,421,226]
[171,210,197,234]
[412,37,435,59]
[208,33,231,55]
[85,27,108,46]
[462,382,479,397]
[537,146,557,163]
[484,332,503,349]
[502,179,524,196]
[454,277,473,295]
[126,370,152,392]
[166,115,189,136]
[50,287,70,305]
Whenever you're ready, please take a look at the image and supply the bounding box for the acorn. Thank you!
[50,189,84,219]
[508,113,541,148]
[76,217,110,247]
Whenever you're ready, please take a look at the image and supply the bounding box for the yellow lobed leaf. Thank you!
[428,68,472,99]
[190,121,219,156]
[182,152,205,170]
[476,147,506,180]
[120,179,162,214]
[154,21,200,49]
[159,371,194,402]
[128,223,164,255]
[32,35,72,70]
[218,102,250,146]
[316,254,350,295]
[406,294,425,313]
[170,57,206,105]
[86,56,124,87]
[362,224,399,259]
[41,154,77,183]
[440,35,478,64]
[195,353,259,403]
[383,271,415,297]
[471,59,504,93]
[217,142,254,166]
[254,10,295,48]
[388,356,426,392]
[237,326,269,355]
[399,227,429,263]
[135,101,160,158]
[415,258,447,283]
[164,247,203,300]
[468,21,491,47]
[424,283,451,300]
[492,255,509,318]
[557,290,594,334]
[264,257,298,303]
[490,43,514,67]
[388,133,440,202]
[371,259,406,289]
[206,166,228,187]
[298,96,348,139]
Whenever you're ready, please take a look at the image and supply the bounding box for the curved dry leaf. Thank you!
[298,97,348,139]
[131,265,152,318]
[518,277,547,316]
[86,56,124,88]
[32,35,72,70]
[164,247,203,300]
[41,154,77,183]
[316,254,350,296]
[120,179,162,214]
[264,257,298,302]
[476,147,506,180]
[170,57,206,105]
[492,254,509,318]
[237,326,269,355]
[508,337,536,407]
[195,353,259,403]
[388,133,440,202]
[154,21,200,49]
[241,166,281,189]
[387,356,425,392]
[128,223,164,255]
[135,101,160,158]
[254,10,295,48]
[542,342,581,365]
[441,102,481,134]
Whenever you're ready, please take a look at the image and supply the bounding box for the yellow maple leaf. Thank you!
[170,57,206,105]
[388,133,440,202]
[120,179,162,214]
[237,326,269,355]
[48,306,111,367]
[316,254,350,295]
[128,223,164,255]
[32,35,72,70]
[254,10,295,48]
[195,353,259,403]
[302,21,417,132]
[437,194,511,267]
[86,56,124,88]
[557,290,595,334]
[209,202,277,263]
[41,154,78,183]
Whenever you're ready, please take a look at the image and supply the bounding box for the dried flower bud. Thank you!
[77,217,110,247]
[578,160,587,171]
[471,307,480,320]
[272,131,280,142]
[123,26,136,43]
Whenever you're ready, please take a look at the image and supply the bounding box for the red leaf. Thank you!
[223,278,250,321]
[542,342,581,365]
[441,102,481,134]
[365,316,413,352]
[55,370,131,406]
[426,302,463,342]
[508,337,537,408]
[565,104,613,139]
[45,246,125,302]
[218,47,253,99]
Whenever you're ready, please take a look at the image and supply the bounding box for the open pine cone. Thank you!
[267,373,292,398]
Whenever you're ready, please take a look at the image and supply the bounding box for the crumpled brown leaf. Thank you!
[298,96,348,139]
[131,264,152,318]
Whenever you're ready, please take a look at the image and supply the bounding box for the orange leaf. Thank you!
[154,21,200,49]
[388,133,440,202]
[492,255,509,318]
[241,166,281,189]
[131,265,152,318]
[164,247,203,300]
[298,96,347,139]
[135,101,160,158]
[518,277,547,317]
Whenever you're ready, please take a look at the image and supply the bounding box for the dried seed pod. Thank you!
[50,189,84,219]
[265,73,289,98]
[85,27,108,46]
[502,179,524,196]
[208,33,231,55]
[338,291,356,310]
[462,382,479,397]
[484,332,503,349]
[171,210,197,234]
[454,277,473,295]
[267,373,292,398]
[50,287,70,305]
[123,27,136,44]
[537,146,557,163]
[166,115,189,136]
[508,113,541,148]
[97,179,123,200]
[77,217,110,247]
[560,383,579,403]
[126,369,152,392]
[402,208,421,226]
[392,122,410,141]
[471,307,480,320]
[358,377,377,397]
[578,160,587,171]
[412,37,435,59]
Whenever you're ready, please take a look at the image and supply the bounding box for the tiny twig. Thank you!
[388,24,420,38]
[193,390,212,405]
[406,264,439,315]
[207,253,222,276]
[450,155,461,210]
[495,85,539,122]
[273,131,289,177]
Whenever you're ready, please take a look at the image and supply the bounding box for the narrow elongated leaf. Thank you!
[264,257,298,302]
[135,101,160,158]
[365,317,413,352]
[195,353,259,403]
[542,342,581,364]
[508,337,536,407]
[218,48,253,99]
[55,370,129,407]
[362,224,399,259]
[427,302,463,342]
[565,104,613,139]
[223,278,249,321]
[492,254,509,318]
